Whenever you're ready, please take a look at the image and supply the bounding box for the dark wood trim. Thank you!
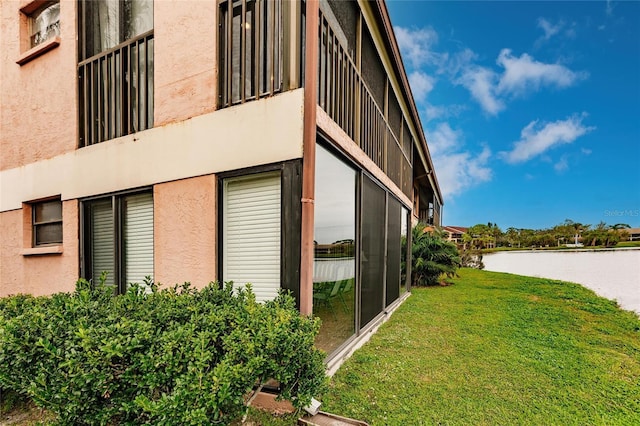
[281,160,303,307]
[216,176,225,287]
[217,160,302,302]
[216,162,284,181]
[371,0,443,206]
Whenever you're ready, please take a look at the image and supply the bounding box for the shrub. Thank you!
[411,223,462,286]
[460,247,484,269]
[0,280,327,425]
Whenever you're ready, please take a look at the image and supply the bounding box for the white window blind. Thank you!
[124,193,154,288]
[91,199,115,286]
[223,172,281,302]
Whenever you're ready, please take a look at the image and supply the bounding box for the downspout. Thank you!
[299,0,319,316]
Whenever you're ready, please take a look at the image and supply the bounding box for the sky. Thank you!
[386,0,640,230]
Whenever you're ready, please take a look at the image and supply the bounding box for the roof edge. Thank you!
[373,0,444,205]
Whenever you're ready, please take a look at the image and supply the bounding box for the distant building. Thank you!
[443,226,468,245]
[623,228,640,241]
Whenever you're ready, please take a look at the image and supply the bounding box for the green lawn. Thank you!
[321,269,640,425]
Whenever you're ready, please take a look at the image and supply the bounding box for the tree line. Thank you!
[462,220,632,249]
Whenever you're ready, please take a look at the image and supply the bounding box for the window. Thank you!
[222,172,281,302]
[400,206,410,295]
[313,144,357,354]
[360,175,386,328]
[385,196,401,307]
[218,0,282,107]
[78,0,154,146]
[32,199,62,246]
[83,191,153,293]
[27,1,60,48]
[79,0,153,60]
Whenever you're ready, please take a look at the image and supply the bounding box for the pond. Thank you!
[483,248,640,315]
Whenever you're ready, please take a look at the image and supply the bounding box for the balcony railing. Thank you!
[78,31,154,147]
[318,13,412,199]
[218,0,283,108]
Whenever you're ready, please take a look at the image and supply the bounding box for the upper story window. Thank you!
[78,0,154,147]
[79,0,153,60]
[29,1,60,48]
[16,0,61,65]
[218,0,283,107]
[33,198,62,246]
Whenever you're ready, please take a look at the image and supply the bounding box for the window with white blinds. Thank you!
[85,191,153,293]
[90,199,115,286]
[124,193,154,286]
[223,172,281,303]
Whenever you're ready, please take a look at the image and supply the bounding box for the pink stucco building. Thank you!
[0,0,442,364]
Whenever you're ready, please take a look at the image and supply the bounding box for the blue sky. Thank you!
[387,0,640,230]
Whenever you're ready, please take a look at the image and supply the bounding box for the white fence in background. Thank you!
[313,257,355,282]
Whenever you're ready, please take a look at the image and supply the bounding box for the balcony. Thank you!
[318,12,413,199]
[78,31,154,147]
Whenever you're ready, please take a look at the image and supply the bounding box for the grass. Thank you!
[3,269,639,425]
[617,241,640,248]
[322,269,640,425]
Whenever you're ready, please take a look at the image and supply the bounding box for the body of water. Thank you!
[483,248,640,315]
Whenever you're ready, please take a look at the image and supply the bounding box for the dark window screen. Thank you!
[361,26,385,109]
[327,0,358,56]
[386,196,401,306]
[360,176,386,327]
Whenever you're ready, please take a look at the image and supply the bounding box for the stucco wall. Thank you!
[154,0,218,126]
[1,88,305,212]
[154,175,217,288]
[0,0,78,171]
[0,200,79,297]
[2,0,222,171]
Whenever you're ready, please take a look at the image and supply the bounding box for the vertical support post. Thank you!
[299,0,319,316]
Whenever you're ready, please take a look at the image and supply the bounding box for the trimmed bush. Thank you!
[0,280,327,425]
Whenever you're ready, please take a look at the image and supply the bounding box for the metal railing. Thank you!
[78,31,154,147]
[218,0,283,108]
[318,13,412,199]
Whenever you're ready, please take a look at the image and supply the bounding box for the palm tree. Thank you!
[411,223,461,286]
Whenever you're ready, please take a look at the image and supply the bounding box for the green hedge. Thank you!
[0,280,327,425]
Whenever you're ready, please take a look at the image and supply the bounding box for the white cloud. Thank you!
[434,147,492,200]
[423,103,466,123]
[554,156,569,172]
[396,26,587,118]
[445,48,477,76]
[427,123,493,199]
[457,66,504,115]
[451,49,586,115]
[535,18,577,48]
[537,18,563,41]
[408,71,435,102]
[394,26,442,68]
[581,147,592,155]
[429,122,463,156]
[425,104,446,122]
[606,0,615,16]
[496,49,588,96]
[500,114,595,164]
[565,23,577,39]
